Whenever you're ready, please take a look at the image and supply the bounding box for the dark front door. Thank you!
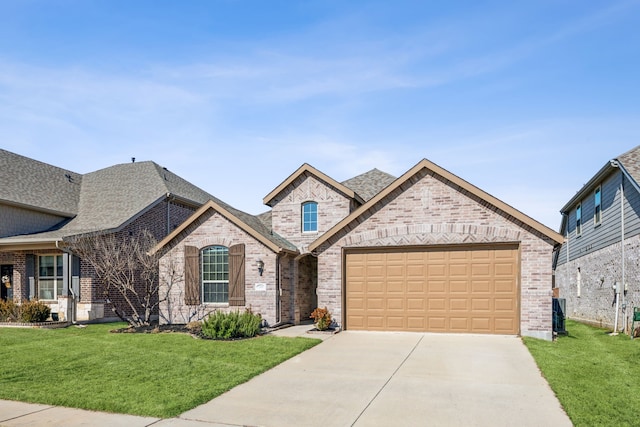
[1,265,13,300]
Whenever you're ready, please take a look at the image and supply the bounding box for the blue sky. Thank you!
[2,0,639,230]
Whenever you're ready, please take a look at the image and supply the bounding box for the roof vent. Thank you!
[131,157,135,163]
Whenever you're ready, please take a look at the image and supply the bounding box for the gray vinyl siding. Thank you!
[0,204,68,238]
[556,170,640,265]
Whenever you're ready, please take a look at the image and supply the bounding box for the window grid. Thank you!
[38,255,63,300]
[201,246,229,303]
[302,202,318,232]
[594,186,602,225]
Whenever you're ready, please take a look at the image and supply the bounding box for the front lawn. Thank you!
[524,320,640,427]
[0,323,320,418]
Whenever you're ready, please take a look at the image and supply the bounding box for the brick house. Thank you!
[0,149,215,322]
[553,145,640,333]
[155,159,563,340]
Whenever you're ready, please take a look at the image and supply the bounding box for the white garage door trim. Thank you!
[343,243,520,334]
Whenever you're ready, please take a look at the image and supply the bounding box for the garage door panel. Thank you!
[471,317,491,331]
[494,298,516,311]
[471,298,491,311]
[471,280,490,293]
[449,264,468,277]
[387,317,405,329]
[427,265,446,277]
[428,317,447,331]
[495,318,516,333]
[450,280,468,293]
[427,280,446,293]
[407,318,425,330]
[428,298,446,311]
[346,246,519,334]
[449,298,468,310]
[406,281,425,293]
[407,298,425,310]
[450,317,469,332]
[387,298,404,310]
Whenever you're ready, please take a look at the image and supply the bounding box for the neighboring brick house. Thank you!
[553,145,640,333]
[155,159,563,340]
[0,149,215,322]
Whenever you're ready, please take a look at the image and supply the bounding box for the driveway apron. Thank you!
[175,331,571,427]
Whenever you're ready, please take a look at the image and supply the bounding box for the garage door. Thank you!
[345,245,519,334]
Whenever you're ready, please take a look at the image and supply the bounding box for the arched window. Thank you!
[201,246,229,303]
[302,201,318,232]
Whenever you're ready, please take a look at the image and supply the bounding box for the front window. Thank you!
[594,186,602,225]
[576,203,582,236]
[38,255,63,300]
[302,201,318,232]
[202,246,229,303]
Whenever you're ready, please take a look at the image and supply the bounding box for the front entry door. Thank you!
[1,265,13,301]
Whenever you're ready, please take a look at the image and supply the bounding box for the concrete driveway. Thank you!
[163,331,572,427]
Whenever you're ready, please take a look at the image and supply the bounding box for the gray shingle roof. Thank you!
[617,145,640,184]
[342,168,397,202]
[0,151,296,251]
[0,149,81,215]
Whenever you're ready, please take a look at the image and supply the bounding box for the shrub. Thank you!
[310,307,332,331]
[20,300,51,323]
[0,299,19,322]
[201,309,262,340]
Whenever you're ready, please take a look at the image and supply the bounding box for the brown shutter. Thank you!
[228,244,245,306]
[184,246,200,305]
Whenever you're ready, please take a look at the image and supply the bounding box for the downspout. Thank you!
[276,254,281,324]
[166,192,172,236]
[56,240,76,323]
[611,161,625,334]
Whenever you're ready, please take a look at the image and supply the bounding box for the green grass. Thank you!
[524,320,640,427]
[0,323,320,418]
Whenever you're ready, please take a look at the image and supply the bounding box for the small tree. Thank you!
[66,230,167,327]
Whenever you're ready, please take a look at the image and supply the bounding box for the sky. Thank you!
[1,0,639,230]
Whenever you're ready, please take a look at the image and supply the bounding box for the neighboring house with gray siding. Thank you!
[554,145,640,333]
[0,149,215,322]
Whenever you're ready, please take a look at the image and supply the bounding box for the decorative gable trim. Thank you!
[263,163,364,207]
[309,158,564,251]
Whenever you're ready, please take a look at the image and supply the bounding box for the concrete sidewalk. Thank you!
[0,327,572,427]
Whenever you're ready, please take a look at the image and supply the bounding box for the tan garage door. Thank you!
[345,245,519,334]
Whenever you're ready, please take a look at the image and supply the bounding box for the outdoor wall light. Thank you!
[257,259,264,276]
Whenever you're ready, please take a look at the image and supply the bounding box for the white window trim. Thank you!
[201,246,229,304]
[37,254,64,301]
[594,186,602,226]
[302,201,318,233]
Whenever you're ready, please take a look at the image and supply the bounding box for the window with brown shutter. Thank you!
[184,245,200,305]
[228,244,245,306]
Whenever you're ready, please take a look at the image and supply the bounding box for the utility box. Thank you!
[552,298,567,335]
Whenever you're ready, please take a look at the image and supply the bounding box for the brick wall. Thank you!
[555,233,640,331]
[159,209,280,325]
[270,173,352,250]
[315,169,557,340]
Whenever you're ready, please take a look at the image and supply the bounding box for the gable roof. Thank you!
[560,145,640,215]
[0,149,81,216]
[151,199,298,255]
[263,163,365,207]
[309,158,564,251]
[341,168,396,202]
